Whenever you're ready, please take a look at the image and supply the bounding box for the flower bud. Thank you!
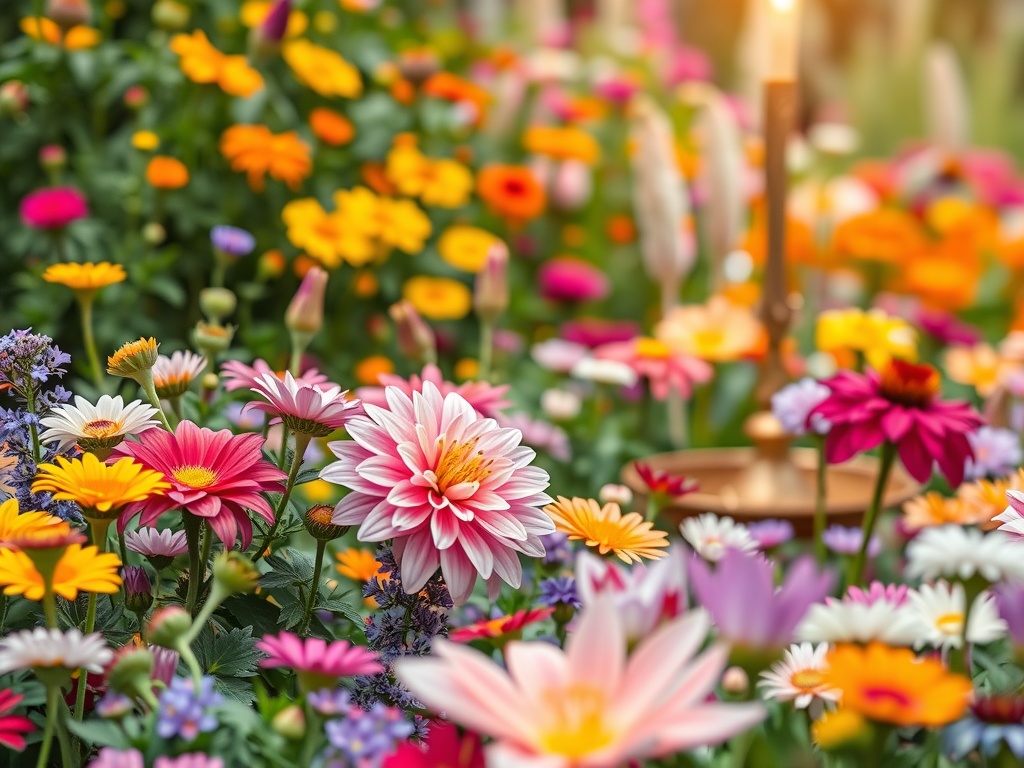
[146,606,192,648]
[397,49,440,85]
[721,666,749,695]
[0,81,29,118]
[142,221,166,246]
[473,243,509,324]
[199,287,238,324]
[193,321,235,355]
[122,566,153,615]
[151,0,190,30]
[212,551,259,596]
[286,266,327,336]
[124,85,149,110]
[47,0,91,30]
[201,372,220,393]
[105,646,155,696]
[598,483,633,507]
[258,249,286,280]
[303,504,349,542]
[272,705,306,740]
[39,144,67,174]
[540,388,581,421]
[250,0,290,57]
[551,160,592,212]
[389,300,436,365]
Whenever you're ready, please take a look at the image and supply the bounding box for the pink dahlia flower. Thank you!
[114,420,287,548]
[320,382,554,604]
[395,600,765,767]
[220,358,331,393]
[594,337,713,400]
[538,256,609,303]
[560,318,640,348]
[355,363,510,419]
[810,360,982,486]
[20,187,88,229]
[244,371,360,437]
[257,632,382,690]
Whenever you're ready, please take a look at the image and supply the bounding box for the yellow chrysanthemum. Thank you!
[816,308,917,370]
[0,543,121,601]
[32,454,169,519]
[335,548,381,582]
[385,145,473,209]
[402,277,472,321]
[0,499,65,544]
[42,262,126,293]
[282,197,374,269]
[376,198,431,254]
[523,125,601,165]
[282,40,362,98]
[170,30,264,98]
[107,337,159,377]
[438,226,501,272]
[131,130,159,151]
[543,496,669,564]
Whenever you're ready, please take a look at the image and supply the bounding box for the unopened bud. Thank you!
[39,144,67,173]
[396,49,440,85]
[473,243,509,324]
[124,85,149,110]
[303,505,349,542]
[104,646,154,696]
[389,300,436,365]
[285,266,327,336]
[598,483,633,507]
[722,666,749,694]
[193,321,235,355]
[47,0,91,30]
[122,566,153,615]
[201,372,220,392]
[0,81,29,118]
[199,287,237,324]
[152,0,190,30]
[142,221,166,246]
[272,705,306,740]
[249,0,290,57]
[145,606,192,648]
[541,388,581,421]
[212,551,259,596]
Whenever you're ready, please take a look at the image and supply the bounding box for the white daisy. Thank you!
[153,350,207,399]
[908,581,1007,650]
[569,357,638,387]
[0,628,112,675]
[124,527,189,558]
[680,513,756,562]
[796,599,921,646]
[905,525,1024,583]
[759,642,840,714]
[39,395,160,453]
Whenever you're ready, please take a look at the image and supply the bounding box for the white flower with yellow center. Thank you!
[0,628,112,675]
[153,350,207,399]
[39,395,160,453]
[759,642,840,714]
[908,581,1007,651]
[680,513,756,562]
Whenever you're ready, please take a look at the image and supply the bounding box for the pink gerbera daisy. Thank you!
[593,338,713,400]
[320,382,554,604]
[257,632,383,691]
[220,358,331,393]
[355,363,510,419]
[811,359,982,486]
[114,420,287,548]
[243,371,361,437]
[0,689,33,751]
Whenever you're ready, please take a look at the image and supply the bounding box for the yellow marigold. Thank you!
[376,198,432,254]
[131,130,159,151]
[385,144,473,209]
[656,295,764,363]
[220,125,312,192]
[282,197,373,269]
[145,156,189,189]
[20,17,100,49]
[169,30,264,98]
[0,543,121,601]
[43,262,126,293]
[283,40,362,98]
[239,0,307,36]
[335,548,381,582]
[402,277,472,321]
[354,356,394,386]
[437,226,501,272]
[309,108,355,146]
[32,454,169,520]
[815,308,917,370]
[543,496,669,564]
[523,125,601,165]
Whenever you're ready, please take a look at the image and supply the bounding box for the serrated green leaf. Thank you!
[194,625,264,678]
[260,551,314,589]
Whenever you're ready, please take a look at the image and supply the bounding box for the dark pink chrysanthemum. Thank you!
[220,358,331,393]
[244,371,360,437]
[0,689,33,751]
[320,382,553,604]
[257,632,382,690]
[355,363,510,419]
[810,360,982,486]
[114,420,287,548]
[538,256,609,303]
[20,187,88,229]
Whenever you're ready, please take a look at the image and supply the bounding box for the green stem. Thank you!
[252,434,309,562]
[43,589,57,628]
[0,594,6,635]
[36,684,59,768]
[138,372,173,432]
[850,442,897,587]
[277,425,292,469]
[813,436,828,564]
[298,540,327,636]
[73,591,97,720]
[478,320,494,381]
[26,390,41,465]
[55,695,73,768]
[197,526,212,591]
[78,296,104,391]
[184,516,203,615]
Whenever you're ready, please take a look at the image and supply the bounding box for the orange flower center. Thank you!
[307,505,334,525]
[431,438,493,494]
[878,359,940,408]
[171,465,217,488]
[82,419,121,438]
[791,669,826,691]
[635,338,671,359]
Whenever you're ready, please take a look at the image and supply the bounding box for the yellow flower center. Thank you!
[171,465,217,488]
[691,328,727,358]
[936,612,964,636]
[82,419,122,438]
[431,438,492,494]
[791,669,826,691]
[538,684,616,759]
[635,338,671,359]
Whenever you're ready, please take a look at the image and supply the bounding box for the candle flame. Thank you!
[769,0,796,12]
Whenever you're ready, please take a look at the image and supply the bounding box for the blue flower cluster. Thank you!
[322,700,413,768]
[156,676,223,742]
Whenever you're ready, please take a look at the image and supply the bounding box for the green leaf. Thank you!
[260,551,314,589]
[194,625,264,678]
[64,718,131,749]
[317,588,364,627]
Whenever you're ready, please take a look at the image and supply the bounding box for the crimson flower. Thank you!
[449,606,554,643]
[383,722,485,768]
[810,360,981,486]
[634,461,698,497]
[114,420,287,548]
[0,689,33,750]
[20,187,88,229]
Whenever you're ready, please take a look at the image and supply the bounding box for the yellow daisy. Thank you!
[438,226,501,272]
[0,543,121,601]
[107,337,159,378]
[543,496,670,563]
[402,277,472,321]
[282,40,362,98]
[0,499,65,543]
[42,262,126,293]
[32,454,170,520]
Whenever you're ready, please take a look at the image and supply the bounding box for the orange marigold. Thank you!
[422,72,489,126]
[220,125,312,191]
[832,209,927,265]
[309,108,355,146]
[169,30,264,98]
[20,17,100,49]
[146,156,189,189]
[477,165,546,222]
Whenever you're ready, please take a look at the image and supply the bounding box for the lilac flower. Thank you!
[823,525,881,557]
[155,755,225,768]
[965,426,1022,481]
[0,329,71,396]
[122,566,152,613]
[323,703,414,766]
[748,520,795,550]
[994,582,1024,646]
[771,378,831,436]
[538,576,581,608]
[688,549,834,650]
[210,226,255,257]
[539,531,572,566]
[95,692,133,719]
[307,688,353,716]
[156,676,222,741]
[151,647,180,686]
[86,748,144,768]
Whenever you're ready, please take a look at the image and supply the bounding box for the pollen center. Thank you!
[791,669,826,691]
[935,611,964,636]
[878,359,940,408]
[538,684,615,759]
[82,419,121,438]
[432,437,492,494]
[171,465,217,488]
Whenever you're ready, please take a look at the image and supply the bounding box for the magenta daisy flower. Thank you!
[256,632,382,691]
[355,363,510,419]
[243,371,361,437]
[320,382,554,604]
[220,358,331,393]
[811,360,982,486]
[114,421,287,548]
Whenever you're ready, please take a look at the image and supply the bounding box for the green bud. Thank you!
[145,605,192,648]
[212,551,259,596]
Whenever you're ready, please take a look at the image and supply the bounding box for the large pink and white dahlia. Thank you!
[320,382,553,604]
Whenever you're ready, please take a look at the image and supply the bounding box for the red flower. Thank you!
[634,461,698,497]
[383,721,485,768]
[811,360,982,486]
[0,689,34,750]
[20,186,88,229]
[449,606,554,643]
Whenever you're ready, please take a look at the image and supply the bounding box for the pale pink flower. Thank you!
[593,337,713,400]
[355,363,510,419]
[394,600,765,767]
[244,371,360,437]
[220,359,331,393]
[124,528,188,558]
[153,351,206,399]
[320,382,553,604]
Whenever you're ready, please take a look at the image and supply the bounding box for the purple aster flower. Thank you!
[156,676,222,742]
[994,582,1024,646]
[210,226,255,258]
[155,755,225,768]
[538,576,581,608]
[307,688,353,716]
[965,426,1022,481]
[323,703,414,766]
[95,692,134,719]
[539,531,572,566]
[823,525,881,557]
[747,520,795,550]
[771,378,831,436]
[688,549,834,650]
[86,748,144,768]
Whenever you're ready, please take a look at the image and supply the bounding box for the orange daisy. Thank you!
[543,496,669,563]
[169,30,264,98]
[220,125,312,191]
[477,165,546,222]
